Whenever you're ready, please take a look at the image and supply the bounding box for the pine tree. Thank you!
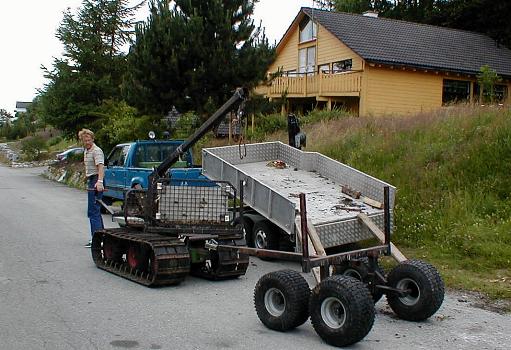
[123,0,274,117]
[39,0,143,135]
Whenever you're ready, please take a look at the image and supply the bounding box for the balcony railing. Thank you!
[260,70,362,98]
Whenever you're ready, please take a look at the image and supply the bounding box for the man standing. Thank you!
[78,129,105,247]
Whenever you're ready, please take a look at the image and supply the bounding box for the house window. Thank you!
[332,59,352,73]
[299,17,317,43]
[298,47,316,75]
[318,63,330,74]
[474,83,508,102]
[443,79,470,104]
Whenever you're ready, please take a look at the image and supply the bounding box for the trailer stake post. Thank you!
[299,193,310,273]
[384,186,391,255]
[239,180,244,236]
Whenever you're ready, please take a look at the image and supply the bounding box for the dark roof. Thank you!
[302,8,511,77]
[15,101,31,109]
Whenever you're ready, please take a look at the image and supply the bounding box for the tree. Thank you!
[331,1,511,48]
[313,0,336,10]
[92,100,161,152]
[38,0,144,136]
[123,0,274,117]
[427,0,511,48]
[477,65,502,103]
[0,109,13,127]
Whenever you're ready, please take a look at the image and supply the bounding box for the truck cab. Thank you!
[104,140,204,202]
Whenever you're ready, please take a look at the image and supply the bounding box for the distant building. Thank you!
[15,101,32,114]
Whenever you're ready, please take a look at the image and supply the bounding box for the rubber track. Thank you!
[92,228,190,287]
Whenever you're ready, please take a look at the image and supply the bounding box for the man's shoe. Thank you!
[84,240,92,248]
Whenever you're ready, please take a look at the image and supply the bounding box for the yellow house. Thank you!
[258,8,511,116]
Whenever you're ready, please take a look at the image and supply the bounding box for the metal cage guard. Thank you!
[144,87,248,225]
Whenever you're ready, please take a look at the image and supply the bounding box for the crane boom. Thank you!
[152,87,248,180]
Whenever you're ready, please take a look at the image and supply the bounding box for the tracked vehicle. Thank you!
[91,88,250,286]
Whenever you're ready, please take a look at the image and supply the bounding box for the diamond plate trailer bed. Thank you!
[202,141,396,250]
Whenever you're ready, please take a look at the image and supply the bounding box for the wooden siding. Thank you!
[268,19,363,75]
[316,25,363,71]
[362,67,443,116]
[268,27,299,73]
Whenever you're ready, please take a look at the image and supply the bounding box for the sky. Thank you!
[0,0,315,115]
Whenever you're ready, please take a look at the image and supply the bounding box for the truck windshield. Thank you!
[107,145,130,166]
[133,143,191,168]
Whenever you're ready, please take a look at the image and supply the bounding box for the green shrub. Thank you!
[173,112,199,138]
[302,107,352,125]
[21,136,46,161]
[248,113,287,140]
[92,100,165,153]
[47,136,62,147]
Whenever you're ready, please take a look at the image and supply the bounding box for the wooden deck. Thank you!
[257,71,362,98]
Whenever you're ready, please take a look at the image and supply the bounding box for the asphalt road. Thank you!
[0,164,509,350]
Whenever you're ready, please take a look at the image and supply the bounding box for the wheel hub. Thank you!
[264,288,286,317]
[342,268,363,280]
[321,297,346,329]
[397,278,420,306]
[255,229,268,249]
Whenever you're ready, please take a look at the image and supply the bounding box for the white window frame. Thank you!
[299,18,317,43]
[298,47,316,75]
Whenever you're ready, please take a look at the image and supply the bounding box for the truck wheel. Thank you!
[309,275,375,347]
[253,221,279,250]
[233,218,254,247]
[386,259,444,321]
[254,270,310,331]
[333,258,385,303]
[127,243,149,272]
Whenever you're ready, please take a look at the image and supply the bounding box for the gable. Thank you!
[268,13,364,74]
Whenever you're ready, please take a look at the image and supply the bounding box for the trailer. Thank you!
[202,141,395,251]
[202,141,445,347]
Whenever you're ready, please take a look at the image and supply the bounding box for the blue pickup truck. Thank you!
[103,140,206,203]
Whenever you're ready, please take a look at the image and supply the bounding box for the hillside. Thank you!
[249,105,510,300]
